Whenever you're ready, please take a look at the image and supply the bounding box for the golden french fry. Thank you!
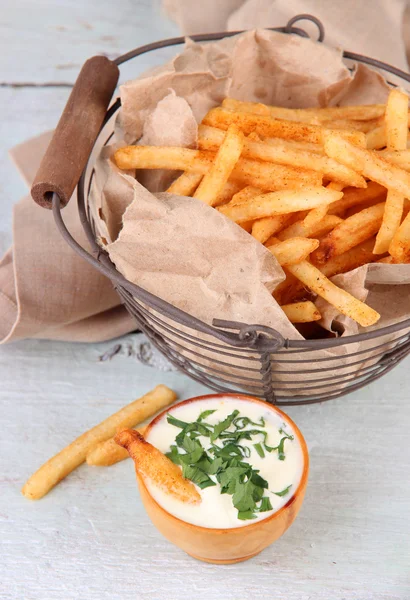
[213,181,244,206]
[378,255,395,264]
[378,149,410,169]
[303,204,329,229]
[327,181,386,216]
[389,211,410,262]
[324,133,410,198]
[221,98,385,122]
[114,146,214,172]
[232,157,322,190]
[281,301,321,323]
[252,214,296,243]
[218,187,343,223]
[266,237,319,266]
[167,171,203,196]
[198,124,366,187]
[86,426,147,467]
[317,238,380,277]
[22,385,177,500]
[194,124,244,206]
[115,429,201,505]
[374,89,408,254]
[230,185,263,205]
[278,214,343,241]
[326,181,345,192]
[366,125,386,150]
[385,89,409,151]
[313,202,385,264]
[322,118,381,133]
[265,137,324,154]
[287,261,380,327]
[203,107,366,146]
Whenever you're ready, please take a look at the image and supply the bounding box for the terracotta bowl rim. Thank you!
[140,392,309,534]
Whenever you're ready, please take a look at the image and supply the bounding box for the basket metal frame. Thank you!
[51,14,410,405]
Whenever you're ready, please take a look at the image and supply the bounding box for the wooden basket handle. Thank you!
[31,56,119,209]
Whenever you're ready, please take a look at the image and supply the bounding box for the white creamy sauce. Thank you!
[145,397,304,529]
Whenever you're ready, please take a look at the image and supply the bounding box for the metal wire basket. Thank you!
[31,14,410,405]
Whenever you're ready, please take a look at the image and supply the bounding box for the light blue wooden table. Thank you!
[1,2,409,599]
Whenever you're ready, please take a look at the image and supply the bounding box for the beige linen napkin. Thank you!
[0,133,134,343]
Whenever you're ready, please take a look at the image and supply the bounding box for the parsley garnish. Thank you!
[165,408,294,520]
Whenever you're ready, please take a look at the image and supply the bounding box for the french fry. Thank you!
[327,181,386,216]
[366,125,386,149]
[322,118,381,133]
[303,204,329,229]
[252,214,296,243]
[287,261,380,327]
[221,98,385,122]
[230,185,263,205]
[277,214,343,241]
[317,238,381,277]
[114,146,214,172]
[324,133,410,198]
[21,385,177,500]
[213,181,243,206]
[86,426,147,467]
[115,429,201,504]
[281,301,321,323]
[378,149,410,169]
[167,171,203,196]
[194,124,244,206]
[313,202,385,264]
[385,89,409,150]
[374,89,408,254]
[203,107,367,146]
[265,137,324,154]
[378,255,395,264]
[114,146,320,191]
[389,211,410,262]
[273,271,311,305]
[266,237,319,266]
[218,186,343,223]
[198,124,366,187]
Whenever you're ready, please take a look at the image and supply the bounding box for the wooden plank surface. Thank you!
[1,2,410,599]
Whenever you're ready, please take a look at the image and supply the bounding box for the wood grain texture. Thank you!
[1,1,410,598]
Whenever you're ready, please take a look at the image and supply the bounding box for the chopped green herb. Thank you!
[167,414,189,429]
[237,510,257,520]
[260,497,273,512]
[181,464,216,489]
[253,442,265,458]
[210,410,240,442]
[273,484,292,497]
[233,416,265,430]
[165,444,181,465]
[274,435,294,461]
[197,409,216,422]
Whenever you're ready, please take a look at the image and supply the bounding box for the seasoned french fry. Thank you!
[378,149,410,169]
[324,133,410,198]
[322,118,381,133]
[385,89,409,150]
[366,125,386,149]
[87,426,147,467]
[303,204,329,229]
[221,98,385,122]
[265,137,324,154]
[213,181,243,206]
[278,214,343,241]
[22,385,177,500]
[203,107,366,146]
[194,124,244,206]
[287,261,380,327]
[167,171,203,196]
[114,146,320,191]
[327,181,386,216]
[374,89,408,254]
[218,187,343,223]
[252,214,296,243]
[313,202,385,264]
[266,237,319,266]
[198,124,366,187]
[230,185,263,205]
[114,146,214,172]
[389,211,410,262]
[378,255,395,263]
[115,429,201,504]
[281,301,321,323]
[317,238,381,277]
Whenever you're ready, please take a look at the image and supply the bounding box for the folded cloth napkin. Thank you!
[1,1,409,344]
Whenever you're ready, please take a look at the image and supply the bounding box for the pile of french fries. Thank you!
[114,88,410,332]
